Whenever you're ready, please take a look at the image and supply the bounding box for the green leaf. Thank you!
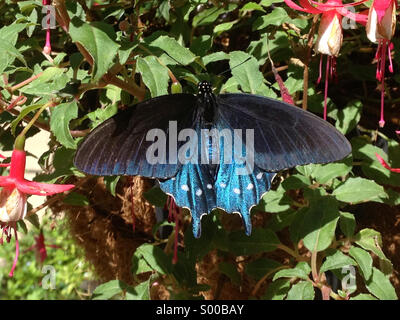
[354,228,392,275]
[93,280,127,300]
[103,176,120,197]
[273,262,311,281]
[69,17,120,80]
[339,211,356,238]
[319,250,356,274]
[63,192,89,206]
[126,280,150,300]
[229,51,270,95]
[149,35,196,65]
[228,228,280,255]
[301,196,340,252]
[335,100,362,134]
[365,267,397,300]
[11,103,43,135]
[137,56,169,97]
[240,2,266,12]
[50,101,78,149]
[348,246,373,280]
[310,157,352,184]
[192,4,237,27]
[219,262,240,286]
[262,278,291,300]
[203,52,230,65]
[253,7,291,31]
[332,177,387,204]
[143,187,167,208]
[286,281,315,300]
[245,258,282,280]
[258,186,292,213]
[214,21,237,35]
[0,38,27,73]
[132,244,172,275]
[282,174,311,190]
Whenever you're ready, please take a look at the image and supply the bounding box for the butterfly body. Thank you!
[74,81,351,237]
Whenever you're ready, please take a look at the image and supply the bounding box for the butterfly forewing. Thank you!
[216,93,351,172]
[74,94,198,178]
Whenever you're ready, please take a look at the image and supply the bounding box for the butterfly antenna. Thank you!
[217,57,252,77]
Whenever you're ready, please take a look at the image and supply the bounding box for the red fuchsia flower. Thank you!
[25,230,60,264]
[0,149,74,276]
[375,152,400,172]
[43,0,52,54]
[283,0,367,120]
[366,0,397,128]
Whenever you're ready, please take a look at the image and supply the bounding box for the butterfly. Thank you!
[74,81,351,238]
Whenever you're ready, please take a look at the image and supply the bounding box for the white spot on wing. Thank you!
[247,183,254,190]
[207,184,213,189]
[256,173,263,180]
[219,182,226,188]
[196,189,203,196]
[181,185,189,191]
[233,188,241,194]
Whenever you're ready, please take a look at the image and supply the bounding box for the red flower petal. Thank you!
[15,180,75,196]
[375,153,400,172]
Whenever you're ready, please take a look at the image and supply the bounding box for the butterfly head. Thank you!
[197,81,213,96]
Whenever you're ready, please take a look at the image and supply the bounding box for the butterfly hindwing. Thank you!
[159,163,216,238]
[74,94,198,178]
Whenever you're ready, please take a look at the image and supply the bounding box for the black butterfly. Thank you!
[74,81,351,237]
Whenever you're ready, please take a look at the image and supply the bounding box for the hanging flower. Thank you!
[0,149,74,276]
[43,0,52,54]
[284,0,368,119]
[366,0,397,127]
[25,230,60,264]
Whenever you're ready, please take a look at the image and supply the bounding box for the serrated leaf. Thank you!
[229,51,270,96]
[132,244,172,275]
[332,177,387,204]
[252,7,291,30]
[50,101,78,149]
[137,56,169,97]
[93,280,127,300]
[228,228,280,255]
[273,262,311,281]
[262,278,291,300]
[349,246,373,280]
[301,196,340,252]
[69,17,120,80]
[365,267,397,300]
[354,228,392,275]
[286,281,315,300]
[282,174,311,190]
[11,103,43,135]
[125,280,150,300]
[192,4,237,27]
[149,35,196,65]
[339,211,356,238]
[320,250,356,274]
[335,100,362,134]
[0,38,27,73]
[214,21,237,35]
[310,157,352,184]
